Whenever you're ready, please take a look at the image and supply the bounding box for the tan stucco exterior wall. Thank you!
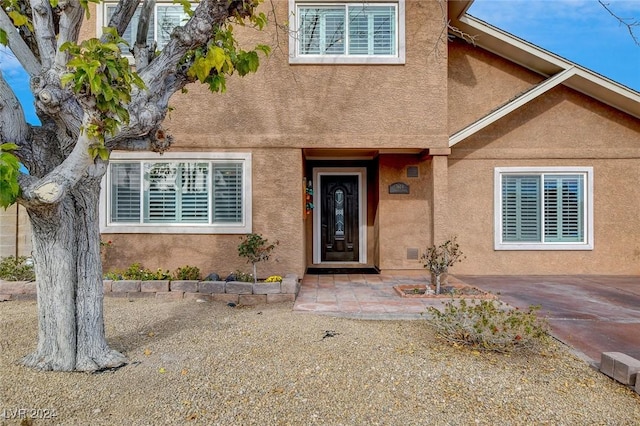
[448,38,543,134]
[377,155,432,272]
[0,205,32,258]
[103,147,304,277]
[164,1,448,149]
[448,84,640,275]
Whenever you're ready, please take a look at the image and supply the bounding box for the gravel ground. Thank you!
[1,298,639,425]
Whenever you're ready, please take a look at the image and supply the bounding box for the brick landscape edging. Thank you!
[0,274,300,305]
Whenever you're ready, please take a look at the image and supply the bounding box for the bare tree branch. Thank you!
[432,0,477,59]
[0,71,29,144]
[106,0,141,39]
[598,0,640,46]
[54,0,85,70]
[29,0,57,69]
[0,8,41,75]
[134,0,156,69]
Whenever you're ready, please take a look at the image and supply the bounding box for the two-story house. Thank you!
[2,0,639,278]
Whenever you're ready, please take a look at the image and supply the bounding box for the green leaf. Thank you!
[8,10,29,27]
[0,29,7,46]
[256,44,271,56]
[0,144,21,208]
[97,147,110,161]
[173,0,194,17]
[208,46,227,73]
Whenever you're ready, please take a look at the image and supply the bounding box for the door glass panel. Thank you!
[335,189,344,237]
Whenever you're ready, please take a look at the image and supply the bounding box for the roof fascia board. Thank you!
[449,67,577,147]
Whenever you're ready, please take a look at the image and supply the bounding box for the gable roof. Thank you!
[448,0,640,147]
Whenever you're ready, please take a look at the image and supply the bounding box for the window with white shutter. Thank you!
[494,167,593,250]
[290,1,405,64]
[102,153,252,234]
[104,2,188,51]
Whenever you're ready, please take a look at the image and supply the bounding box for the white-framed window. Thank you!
[101,152,252,234]
[102,2,190,51]
[494,167,593,250]
[289,0,405,64]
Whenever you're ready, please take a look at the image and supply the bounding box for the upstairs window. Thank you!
[104,2,189,51]
[289,1,405,64]
[494,167,593,250]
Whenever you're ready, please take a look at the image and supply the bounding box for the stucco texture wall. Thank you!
[165,0,448,150]
[448,85,640,275]
[448,38,543,134]
[103,148,304,278]
[377,155,432,271]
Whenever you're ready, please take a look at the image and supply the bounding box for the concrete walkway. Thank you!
[294,274,640,365]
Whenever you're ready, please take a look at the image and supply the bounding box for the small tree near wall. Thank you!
[422,237,464,294]
[238,234,278,284]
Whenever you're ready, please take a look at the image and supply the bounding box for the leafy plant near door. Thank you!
[238,233,279,284]
[421,237,464,294]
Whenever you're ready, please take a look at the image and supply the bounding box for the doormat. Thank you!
[306,267,380,275]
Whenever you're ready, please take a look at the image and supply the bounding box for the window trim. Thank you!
[288,0,406,64]
[100,152,252,234]
[494,167,594,250]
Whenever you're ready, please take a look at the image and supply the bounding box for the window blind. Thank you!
[107,156,249,231]
[502,175,541,242]
[212,163,243,223]
[156,6,188,49]
[145,163,178,223]
[544,175,584,242]
[348,6,395,55]
[299,7,345,55]
[106,4,186,51]
[110,163,141,222]
[298,4,396,56]
[106,6,155,50]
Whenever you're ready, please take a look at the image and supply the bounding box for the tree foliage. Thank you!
[0,0,270,371]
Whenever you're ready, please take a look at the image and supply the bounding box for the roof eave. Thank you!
[448,1,640,121]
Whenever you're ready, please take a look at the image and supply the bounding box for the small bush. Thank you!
[422,237,464,294]
[426,299,550,353]
[105,263,171,280]
[103,271,122,280]
[265,275,282,283]
[173,265,201,281]
[238,233,278,284]
[0,256,35,281]
[233,270,254,283]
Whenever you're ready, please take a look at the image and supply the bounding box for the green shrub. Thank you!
[173,265,201,281]
[426,299,550,353]
[103,271,122,280]
[105,263,170,280]
[233,270,254,283]
[0,256,35,281]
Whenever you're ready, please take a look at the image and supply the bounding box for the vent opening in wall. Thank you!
[407,248,419,260]
[407,166,419,178]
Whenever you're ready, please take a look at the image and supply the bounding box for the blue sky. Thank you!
[468,0,640,92]
[0,0,638,126]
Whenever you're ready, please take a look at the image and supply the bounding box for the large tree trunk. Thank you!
[21,179,126,371]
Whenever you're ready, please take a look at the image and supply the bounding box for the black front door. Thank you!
[321,175,359,262]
